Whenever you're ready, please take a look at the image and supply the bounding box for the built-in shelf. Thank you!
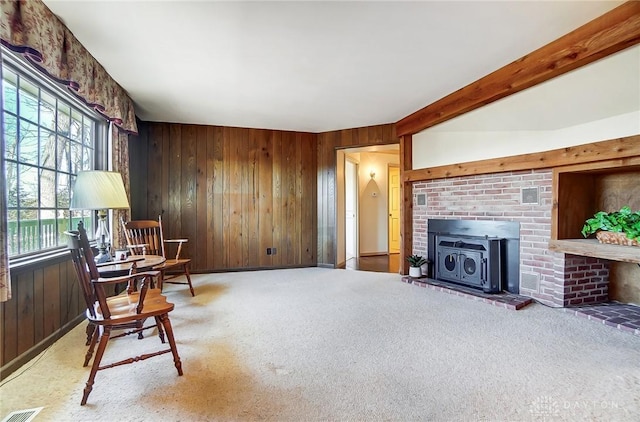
[548,239,640,264]
[551,157,640,267]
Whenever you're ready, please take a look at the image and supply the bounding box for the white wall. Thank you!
[413,111,640,168]
[357,152,400,255]
[413,45,640,169]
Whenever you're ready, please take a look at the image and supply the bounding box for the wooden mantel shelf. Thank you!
[549,239,640,264]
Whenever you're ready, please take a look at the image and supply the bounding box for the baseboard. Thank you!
[0,313,85,381]
[190,264,319,273]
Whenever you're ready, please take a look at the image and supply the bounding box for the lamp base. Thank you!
[94,246,112,264]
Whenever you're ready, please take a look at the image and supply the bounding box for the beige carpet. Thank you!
[1,268,639,421]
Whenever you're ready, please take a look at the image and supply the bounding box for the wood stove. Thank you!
[427,219,520,294]
[435,235,505,293]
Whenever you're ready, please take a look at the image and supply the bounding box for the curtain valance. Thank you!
[0,0,137,134]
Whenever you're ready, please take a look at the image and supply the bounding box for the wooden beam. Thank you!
[399,134,413,275]
[404,135,640,182]
[549,239,640,264]
[396,2,640,137]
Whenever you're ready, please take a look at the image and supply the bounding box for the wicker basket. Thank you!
[596,231,639,247]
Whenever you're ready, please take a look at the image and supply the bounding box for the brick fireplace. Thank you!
[412,169,610,308]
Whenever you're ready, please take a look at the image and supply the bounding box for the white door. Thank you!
[345,160,358,260]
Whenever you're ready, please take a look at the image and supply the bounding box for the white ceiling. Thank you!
[42,0,624,133]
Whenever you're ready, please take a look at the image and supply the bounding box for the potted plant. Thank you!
[581,206,640,247]
[406,254,428,278]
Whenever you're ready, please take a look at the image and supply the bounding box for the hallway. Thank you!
[343,253,399,274]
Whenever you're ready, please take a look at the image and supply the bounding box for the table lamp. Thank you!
[70,171,130,263]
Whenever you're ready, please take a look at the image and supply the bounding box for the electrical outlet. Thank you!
[266,248,272,255]
[272,247,277,255]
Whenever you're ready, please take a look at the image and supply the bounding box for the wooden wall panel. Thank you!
[222,127,231,268]
[130,122,318,271]
[239,128,250,267]
[556,173,597,240]
[272,131,283,267]
[246,130,257,267]
[145,123,163,220]
[316,123,398,266]
[210,126,224,269]
[195,126,208,270]
[2,276,18,364]
[180,125,197,267]
[169,125,183,241]
[228,129,243,267]
[129,122,149,219]
[43,264,60,337]
[301,133,317,265]
[33,268,44,345]
[1,258,84,379]
[596,171,640,212]
[258,130,273,267]
[284,131,297,264]
[16,272,34,357]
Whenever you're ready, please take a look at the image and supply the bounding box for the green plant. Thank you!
[581,206,640,241]
[406,254,428,267]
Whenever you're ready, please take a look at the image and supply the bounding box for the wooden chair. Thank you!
[121,215,195,296]
[66,221,183,405]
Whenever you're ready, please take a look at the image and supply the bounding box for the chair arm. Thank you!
[95,270,160,285]
[164,239,188,260]
[95,256,145,268]
[125,244,149,256]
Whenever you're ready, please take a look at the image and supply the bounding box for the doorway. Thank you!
[337,145,400,273]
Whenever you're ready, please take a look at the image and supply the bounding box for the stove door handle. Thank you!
[481,258,487,284]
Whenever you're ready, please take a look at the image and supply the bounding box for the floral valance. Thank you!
[0,0,137,134]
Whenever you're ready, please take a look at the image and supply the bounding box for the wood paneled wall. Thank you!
[316,124,398,266]
[130,122,317,271]
[1,257,84,379]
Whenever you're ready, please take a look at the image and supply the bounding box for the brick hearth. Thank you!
[400,276,640,336]
[563,302,640,336]
[401,276,533,310]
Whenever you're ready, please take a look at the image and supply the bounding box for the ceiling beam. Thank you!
[396,1,640,137]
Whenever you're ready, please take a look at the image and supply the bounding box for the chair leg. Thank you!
[136,318,147,340]
[158,313,183,376]
[158,270,164,292]
[184,263,195,296]
[154,315,166,343]
[83,326,100,367]
[85,322,95,346]
[81,325,111,406]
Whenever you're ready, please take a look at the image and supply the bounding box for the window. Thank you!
[2,54,106,258]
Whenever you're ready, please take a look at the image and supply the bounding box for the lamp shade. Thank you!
[70,171,130,210]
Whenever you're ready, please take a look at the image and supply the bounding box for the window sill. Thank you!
[9,248,72,274]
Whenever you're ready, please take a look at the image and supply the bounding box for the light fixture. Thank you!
[70,171,130,263]
[369,170,376,179]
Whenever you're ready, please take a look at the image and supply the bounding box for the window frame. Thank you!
[2,48,108,267]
